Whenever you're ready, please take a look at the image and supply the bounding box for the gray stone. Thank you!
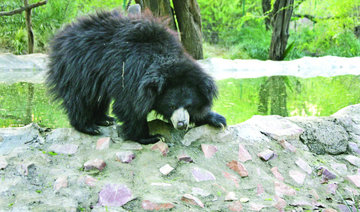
[290,117,349,155]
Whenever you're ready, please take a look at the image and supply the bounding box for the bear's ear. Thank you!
[134,68,165,115]
[198,75,218,104]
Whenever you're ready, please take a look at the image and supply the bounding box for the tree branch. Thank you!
[0,0,47,17]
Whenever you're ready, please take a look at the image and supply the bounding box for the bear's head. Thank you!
[153,83,212,130]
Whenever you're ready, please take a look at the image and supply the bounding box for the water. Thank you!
[1,75,359,128]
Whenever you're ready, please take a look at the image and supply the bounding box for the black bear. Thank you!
[47,10,226,144]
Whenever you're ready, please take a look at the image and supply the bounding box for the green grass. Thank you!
[1,75,360,128]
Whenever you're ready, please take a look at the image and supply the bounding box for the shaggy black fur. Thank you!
[47,10,226,144]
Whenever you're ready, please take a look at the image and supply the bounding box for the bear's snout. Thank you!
[170,107,189,131]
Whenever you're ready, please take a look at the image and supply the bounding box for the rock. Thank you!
[225,192,237,201]
[201,144,218,158]
[274,181,296,197]
[192,187,211,197]
[228,201,243,212]
[347,174,360,187]
[257,184,265,195]
[141,200,175,210]
[182,125,233,146]
[250,202,265,211]
[49,144,78,155]
[331,162,348,174]
[274,196,287,211]
[181,194,204,208]
[18,163,35,176]
[323,209,337,212]
[279,140,297,152]
[327,183,338,194]
[348,142,360,154]
[0,157,8,170]
[150,182,172,187]
[337,204,357,212]
[344,155,360,167]
[159,164,174,175]
[226,160,248,177]
[98,184,133,207]
[151,141,169,156]
[54,176,68,192]
[318,167,337,181]
[115,151,135,163]
[241,115,304,141]
[271,167,285,181]
[83,175,97,187]
[289,170,306,185]
[290,117,349,155]
[96,137,111,150]
[295,158,312,174]
[238,144,252,162]
[84,159,106,171]
[257,149,275,161]
[223,172,240,188]
[239,198,249,203]
[177,154,193,163]
[192,167,216,182]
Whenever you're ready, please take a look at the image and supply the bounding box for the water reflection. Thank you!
[0,75,360,127]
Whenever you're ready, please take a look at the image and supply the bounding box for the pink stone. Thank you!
[159,164,174,175]
[271,167,284,181]
[181,194,204,208]
[257,184,264,195]
[327,183,338,194]
[349,142,360,154]
[54,176,68,192]
[345,155,360,167]
[347,174,360,187]
[201,144,218,158]
[141,200,175,210]
[250,203,265,211]
[0,157,8,170]
[177,154,193,163]
[289,170,306,185]
[257,149,274,161]
[116,151,135,163]
[49,144,78,155]
[84,159,106,171]
[295,158,312,174]
[274,181,296,197]
[151,141,169,156]
[227,160,248,177]
[279,140,296,152]
[323,209,337,212]
[223,172,240,188]
[274,196,286,211]
[238,144,252,162]
[228,201,243,212]
[96,137,111,150]
[19,163,34,176]
[191,167,216,182]
[98,184,133,207]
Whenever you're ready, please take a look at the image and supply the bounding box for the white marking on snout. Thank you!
[170,107,190,130]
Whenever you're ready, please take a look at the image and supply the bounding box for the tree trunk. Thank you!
[269,0,294,60]
[134,0,176,30]
[261,0,271,30]
[24,0,34,54]
[173,0,203,59]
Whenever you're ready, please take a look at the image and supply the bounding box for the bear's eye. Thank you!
[169,106,177,110]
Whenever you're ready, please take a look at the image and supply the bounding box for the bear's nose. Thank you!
[177,121,187,130]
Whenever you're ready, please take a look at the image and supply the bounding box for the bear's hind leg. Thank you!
[94,97,115,126]
[65,100,101,135]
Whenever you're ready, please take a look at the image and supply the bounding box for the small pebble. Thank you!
[225,192,237,201]
[96,137,111,150]
[181,194,204,208]
[116,151,135,163]
[84,159,106,171]
[159,164,174,175]
[257,149,274,161]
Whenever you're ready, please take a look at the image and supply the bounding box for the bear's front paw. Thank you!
[138,134,163,145]
[77,125,101,135]
[207,112,227,129]
[96,115,115,126]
